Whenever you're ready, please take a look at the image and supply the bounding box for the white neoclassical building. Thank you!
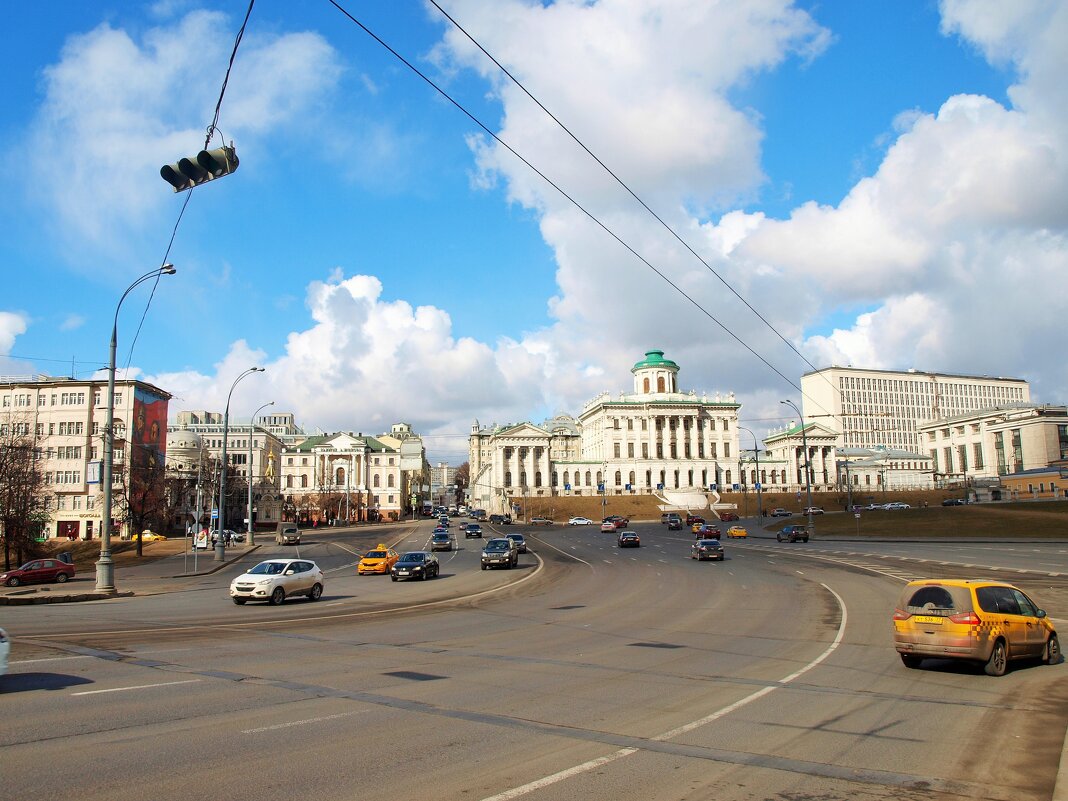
[468,350,742,510]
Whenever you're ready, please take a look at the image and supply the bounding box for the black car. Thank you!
[691,538,724,561]
[941,498,966,506]
[464,523,483,538]
[390,551,440,581]
[777,524,809,543]
[430,532,453,552]
[489,514,512,525]
[481,538,518,569]
[617,531,640,548]
[505,532,528,553]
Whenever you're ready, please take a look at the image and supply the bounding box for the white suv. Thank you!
[230,559,324,605]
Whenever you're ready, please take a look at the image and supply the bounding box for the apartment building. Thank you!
[1,374,170,540]
[801,366,1030,452]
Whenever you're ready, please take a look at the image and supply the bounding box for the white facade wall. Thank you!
[801,366,1030,452]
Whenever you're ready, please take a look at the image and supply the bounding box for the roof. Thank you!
[631,349,679,373]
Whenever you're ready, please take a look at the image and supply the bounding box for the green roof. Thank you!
[631,349,679,373]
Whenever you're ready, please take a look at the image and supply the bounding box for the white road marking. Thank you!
[10,655,93,665]
[242,710,365,734]
[479,583,849,801]
[72,679,201,696]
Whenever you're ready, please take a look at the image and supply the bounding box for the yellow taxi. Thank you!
[892,579,1061,676]
[725,526,747,539]
[358,545,399,575]
[138,530,167,542]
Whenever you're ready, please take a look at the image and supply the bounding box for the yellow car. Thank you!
[138,530,167,542]
[892,579,1061,676]
[726,526,747,539]
[358,545,399,575]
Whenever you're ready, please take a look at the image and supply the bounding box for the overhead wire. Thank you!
[122,0,256,378]
[325,0,802,395]
[425,0,840,413]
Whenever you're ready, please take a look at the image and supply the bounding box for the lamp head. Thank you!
[161,263,176,275]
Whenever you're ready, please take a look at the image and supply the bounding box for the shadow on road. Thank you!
[1,672,94,693]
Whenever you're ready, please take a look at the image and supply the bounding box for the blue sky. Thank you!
[3,1,1065,464]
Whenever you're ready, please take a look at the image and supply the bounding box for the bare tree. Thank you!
[0,414,49,570]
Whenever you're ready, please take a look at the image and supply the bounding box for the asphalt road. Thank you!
[2,520,1066,801]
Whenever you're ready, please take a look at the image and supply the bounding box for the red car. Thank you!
[719,512,739,522]
[685,515,705,526]
[1,558,76,587]
[603,515,628,529]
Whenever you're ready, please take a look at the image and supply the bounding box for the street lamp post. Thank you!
[738,426,762,519]
[247,400,274,547]
[216,367,265,562]
[96,264,176,594]
[780,400,814,536]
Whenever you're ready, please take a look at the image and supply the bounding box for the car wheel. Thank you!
[309,583,323,601]
[776,535,783,542]
[1044,634,1062,665]
[391,575,398,582]
[269,586,285,605]
[984,639,1008,676]
[803,537,809,543]
[56,573,69,583]
[900,653,922,669]
[7,577,20,587]
[232,597,246,605]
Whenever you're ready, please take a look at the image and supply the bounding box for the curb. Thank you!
[170,545,261,578]
[0,590,135,606]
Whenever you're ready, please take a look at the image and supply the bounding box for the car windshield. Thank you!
[433,533,449,540]
[247,561,287,575]
[364,551,387,559]
[399,553,425,563]
[697,539,720,546]
[486,542,509,551]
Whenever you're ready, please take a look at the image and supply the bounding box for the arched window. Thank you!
[335,467,345,486]
[628,471,635,486]
[505,471,512,487]
[781,469,787,484]
[725,469,732,485]
[595,471,603,486]
[520,471,527,487]
[373,474,380,488]
[643,377,650,393]
[761,469,766,483]
[552,471,558,486]
[535,471,542,487]
[585,470,592,486]
[563,471,570,487]
[659,470,666,487]
[687,469,693,486]
[751,469,757,485]
[286,476,293,488]
[387,474,395,488]
[614,470,622,486]
[301,475,308,488]
[657,376,665,392]
[645,470,652,487]
[673,470,680,488]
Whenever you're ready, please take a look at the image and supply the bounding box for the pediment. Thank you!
[497,422,550,439]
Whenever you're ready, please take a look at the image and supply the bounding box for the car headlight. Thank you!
[255,578,275,585]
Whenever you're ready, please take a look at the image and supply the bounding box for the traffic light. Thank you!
[160,145,239,192]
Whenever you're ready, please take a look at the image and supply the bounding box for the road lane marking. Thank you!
[242,710,365,734]
[11,655,93,665]
[480,582,848,801]
[72,679,201,696]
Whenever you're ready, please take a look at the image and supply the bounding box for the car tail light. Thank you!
[892,609,910,621]
[948,611,981,626]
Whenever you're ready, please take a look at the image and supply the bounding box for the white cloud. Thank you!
[27,10,342,259]
[0,312,28,353]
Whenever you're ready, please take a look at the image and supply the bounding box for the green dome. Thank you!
[631,349,679,373]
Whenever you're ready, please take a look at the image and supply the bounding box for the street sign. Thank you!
[211,509,219,519]
[754,482,761,490]
[732,483,740,491]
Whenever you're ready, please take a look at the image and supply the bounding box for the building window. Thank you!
[627,443,634,458]
[614,443,620,458]
[723,443,730,458]
[657,377,665,392]
[387,474,395,488]
[614,470,621,486]
[336,467,345,486]
[301,475,308,488]
[373,475,380,488]
[643,377,650,393]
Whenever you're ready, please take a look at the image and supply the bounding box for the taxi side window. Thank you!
[1012,590,1037,617]
[991,586,1021,615]
[976,587,1000,613]
[906,587,955,613]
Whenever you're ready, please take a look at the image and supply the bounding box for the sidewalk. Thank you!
[0,544,260,605]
